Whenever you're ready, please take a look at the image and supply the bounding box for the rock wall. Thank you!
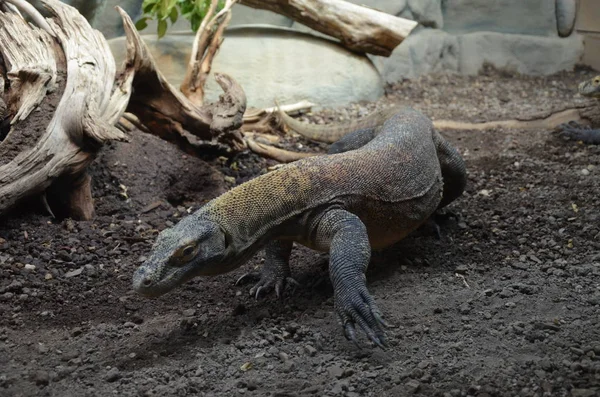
[374,0,583,82]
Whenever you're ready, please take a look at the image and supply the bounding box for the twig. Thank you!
[455,273,470,288]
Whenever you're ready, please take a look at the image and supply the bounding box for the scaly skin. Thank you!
[133,107,467,348]
[278,106,401,144]
[560,75,600,144]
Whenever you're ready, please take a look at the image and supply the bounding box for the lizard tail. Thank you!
[276,106,400,144]
[276,107,343,144]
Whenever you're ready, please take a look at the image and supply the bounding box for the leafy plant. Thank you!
[136,0,225,38]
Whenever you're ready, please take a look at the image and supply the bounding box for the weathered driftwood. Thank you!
[240,0,418,56]
[0,0,131,220]
[118,7,247,152]
[0,0,248,220]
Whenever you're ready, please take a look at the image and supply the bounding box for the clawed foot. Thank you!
[558,121,600,144]
[236,271,300,299]
[335,283,391,349]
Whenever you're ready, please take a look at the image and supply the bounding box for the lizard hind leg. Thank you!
[236,240,300,299]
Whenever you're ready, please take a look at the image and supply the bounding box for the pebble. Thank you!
[405,379,421,393]
[183,309,196,317]
[581,169,590,176]
[328,364,345,379]
[104,367,121,382]
[24,264,36,271]
[304,344,317,357]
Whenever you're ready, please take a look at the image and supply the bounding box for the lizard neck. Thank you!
[200,163,317,251]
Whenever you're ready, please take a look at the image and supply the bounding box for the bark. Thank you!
[239,0,418,56]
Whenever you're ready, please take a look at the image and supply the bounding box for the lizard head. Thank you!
[579,75,600,98]
[132,214,233,297]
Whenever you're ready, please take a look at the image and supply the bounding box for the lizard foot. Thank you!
[335,283,391,349]
[236,271,300,300]
[558,121,600,144]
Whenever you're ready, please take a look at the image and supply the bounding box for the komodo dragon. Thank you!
[560,75,600,144]
[132,107,467,348]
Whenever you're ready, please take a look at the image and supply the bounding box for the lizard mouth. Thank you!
[132,265,190,298]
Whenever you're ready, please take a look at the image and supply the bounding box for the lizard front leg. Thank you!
[558,121,600,145]
[315,208,389,348]
[236,239,299,299]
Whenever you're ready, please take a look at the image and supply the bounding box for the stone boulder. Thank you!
[108,26,384,108]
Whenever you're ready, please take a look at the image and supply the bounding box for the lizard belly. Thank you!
[355,183,443,250]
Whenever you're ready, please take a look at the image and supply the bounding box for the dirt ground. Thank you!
[1,67,600,397]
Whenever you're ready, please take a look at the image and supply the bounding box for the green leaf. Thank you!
[190,13,201,32]
[157,19,168,38]
[169,6,179,23]
[142,0,159,13]
[135,17,149,31]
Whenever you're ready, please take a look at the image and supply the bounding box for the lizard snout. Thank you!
[132,266,162,297]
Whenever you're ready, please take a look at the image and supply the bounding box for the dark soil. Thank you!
[1,67,600,397]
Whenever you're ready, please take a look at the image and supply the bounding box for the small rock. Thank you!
[405,379,421,393]
[24,264,36,271]
[328,364,345,379]
[305,344,317,357]
[71,327,83,337]
[282,360,296,373]
[65,267,83,278]
[581,168,590,176]
[104,367,121,382]
[183,309,196,317]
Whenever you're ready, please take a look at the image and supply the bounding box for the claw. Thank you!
[254,286,264,300]
[236,271,260,286]
[344,322,361,349]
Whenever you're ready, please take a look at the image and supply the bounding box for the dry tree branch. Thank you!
[180,0,238,105]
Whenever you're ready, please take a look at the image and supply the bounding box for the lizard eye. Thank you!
[182,245,195,257]
[171,243,199,266]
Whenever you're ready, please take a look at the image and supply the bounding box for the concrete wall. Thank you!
[576,0,600,71]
